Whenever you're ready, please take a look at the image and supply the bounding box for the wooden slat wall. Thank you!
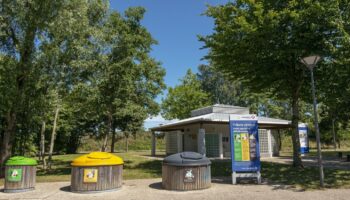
[70,165,123,192]
[162,165,211,191]
[4,166,36,192]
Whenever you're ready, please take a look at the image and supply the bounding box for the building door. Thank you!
[205,134,220,157]
[258,129,272,157]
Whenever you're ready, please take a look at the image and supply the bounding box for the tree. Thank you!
[201,0,350,167]
[94,7,165,152]
[0,0,109,173]
[197,64,247,106]
[162,69,212,120]
[197,64,294,119]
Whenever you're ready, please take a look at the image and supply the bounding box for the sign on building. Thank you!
[229,114,261,184]
[299,123,309,155]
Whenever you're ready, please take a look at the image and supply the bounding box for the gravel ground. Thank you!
[1,178,350,200]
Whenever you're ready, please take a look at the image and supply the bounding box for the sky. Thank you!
[110,0,229,129]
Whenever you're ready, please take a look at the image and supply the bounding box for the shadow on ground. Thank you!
[149,182,163,190]
[59,186,71,192]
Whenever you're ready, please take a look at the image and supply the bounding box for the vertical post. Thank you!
[198,123,206,156]
[310,69,324,187]
[151,131,156,156]
[219,133,223,159]
[177,132,183,153]
[232,171,237,184]
[267,130,272,157]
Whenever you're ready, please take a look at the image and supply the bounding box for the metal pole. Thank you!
[332,118,337,150]
[310,68,324,187]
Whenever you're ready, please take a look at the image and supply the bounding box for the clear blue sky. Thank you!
[110,0,230,129]
[111,0,229,90]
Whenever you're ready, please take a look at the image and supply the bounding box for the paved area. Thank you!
[1,178,350,200]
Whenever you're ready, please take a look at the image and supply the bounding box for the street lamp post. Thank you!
[300,55,324,187]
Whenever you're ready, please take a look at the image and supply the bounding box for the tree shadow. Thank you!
[130,160,162,176]
[261,161,350,190]
[37,159,72,176]
[210,160,350,190]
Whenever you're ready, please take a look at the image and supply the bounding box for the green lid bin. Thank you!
[6,156,38,166]
[4,156,38,193]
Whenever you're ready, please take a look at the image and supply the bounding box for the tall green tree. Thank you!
[95,7,165,152]
[162,69,212,120]
[0,0,108,170]
[201,0,350,167]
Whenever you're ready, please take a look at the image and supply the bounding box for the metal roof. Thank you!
[150,112,292,131]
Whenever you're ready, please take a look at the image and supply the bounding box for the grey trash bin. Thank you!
[162,152,211,191]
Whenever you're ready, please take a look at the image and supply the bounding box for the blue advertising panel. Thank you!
[299,123,309,154]
[229,115,260,172]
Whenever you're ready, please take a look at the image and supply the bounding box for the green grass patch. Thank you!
[78,132,165,152]
[211,161,350,190]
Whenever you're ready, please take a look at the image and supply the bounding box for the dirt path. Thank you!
[1,179,350,200]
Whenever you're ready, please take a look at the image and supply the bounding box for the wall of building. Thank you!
[164,123,280,158]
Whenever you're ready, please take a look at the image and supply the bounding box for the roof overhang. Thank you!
[150,115,292,132]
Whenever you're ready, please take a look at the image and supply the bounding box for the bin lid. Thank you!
[71,152,124,166]
[5,156,38,166]
[163,152,211,166]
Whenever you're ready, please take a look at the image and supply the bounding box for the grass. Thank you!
[279,148,350,158]
[1,151,350,190]
[32,151,165,183]
[212,161,350,190]
[78,132,166,152]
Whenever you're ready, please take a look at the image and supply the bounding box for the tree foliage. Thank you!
[201,0,350,167]
[161,69,211,120]
[0,1,165,170]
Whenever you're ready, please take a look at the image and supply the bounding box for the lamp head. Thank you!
[300,55,322,70]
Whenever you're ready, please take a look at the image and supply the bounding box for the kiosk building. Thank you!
[150,104,293,158]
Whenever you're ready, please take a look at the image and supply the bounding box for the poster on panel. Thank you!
[299,123,309,154]
[229,114,260,172]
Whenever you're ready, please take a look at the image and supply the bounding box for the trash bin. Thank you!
[4,156,37,193]
[70,152,123,193]
[162,152,211,191]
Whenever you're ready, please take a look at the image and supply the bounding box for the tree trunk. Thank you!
[101,133,108,152]
[101,112,113,152]
[332,118,337,150]
[0,16,36,176]
[125,133,129,152]
[48,108,59,169]
[111,122,116,153]
[40,121,46,169]
[291,94,303,168]
[0,111,16,178]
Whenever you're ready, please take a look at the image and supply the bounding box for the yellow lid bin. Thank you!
[71,152,124,167]
[70,152,124,193]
